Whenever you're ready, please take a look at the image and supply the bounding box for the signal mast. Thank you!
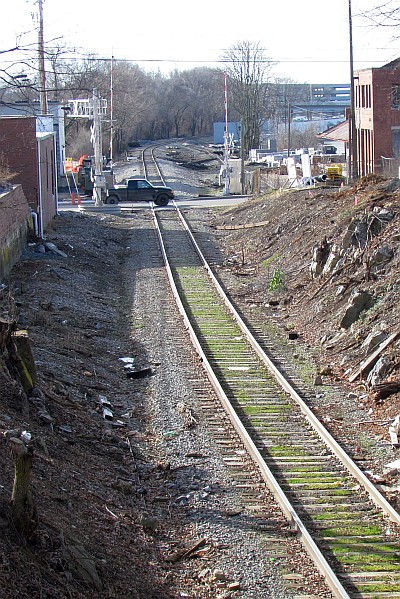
[67,89,108,206]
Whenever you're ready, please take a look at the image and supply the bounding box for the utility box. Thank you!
[228,158,242,194]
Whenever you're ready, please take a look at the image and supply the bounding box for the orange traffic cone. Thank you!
[71,192,75,204]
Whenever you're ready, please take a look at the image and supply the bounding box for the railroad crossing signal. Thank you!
[65,90,107,206]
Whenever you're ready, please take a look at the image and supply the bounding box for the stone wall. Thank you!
[0,185,32,283]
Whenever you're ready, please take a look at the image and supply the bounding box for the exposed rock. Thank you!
[343,208,394,251]
[367,356,392,387]
[310,238,330,278]
[44,241,68,258]
[63,540,103,591]
[343,218,369,249]
[362,329,388,355]
[322,244,341,275]
[340,290,374,329]
[370,244,394,270]
[213,569,227,582]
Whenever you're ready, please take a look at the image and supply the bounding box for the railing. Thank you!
[381,155,400,178]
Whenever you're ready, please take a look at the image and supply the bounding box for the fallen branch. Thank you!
[308,264,346,301]
[166,538,207,563]
[349,331,400,383]
[373,381,400,402]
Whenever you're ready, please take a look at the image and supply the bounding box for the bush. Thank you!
[268,269,286,292]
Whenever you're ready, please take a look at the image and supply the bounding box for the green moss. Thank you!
[268,445,307,457]
[313,512,353,521]
[356,583,400,593]
[322,525,382,536]
[287,476,343,485]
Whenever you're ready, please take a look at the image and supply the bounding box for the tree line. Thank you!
[1,41,326,159]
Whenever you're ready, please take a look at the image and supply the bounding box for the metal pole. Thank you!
[223,72,230,195]
[110,55,114,163]
[240,122,245,195]
[38,0,47,115]
[92,89,105,206]
[349,0,358,181]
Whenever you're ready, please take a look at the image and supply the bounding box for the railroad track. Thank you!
[139,141,223,186]
[152,207,400,599]
[142,145,400,598]
[140,145,166,184]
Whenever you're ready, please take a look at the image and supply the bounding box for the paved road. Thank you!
[57,194,249,213]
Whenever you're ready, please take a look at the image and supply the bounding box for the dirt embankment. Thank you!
[211,175,400,441]
[0,212,181,599]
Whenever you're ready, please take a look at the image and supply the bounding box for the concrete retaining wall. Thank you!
[0,185,32,283]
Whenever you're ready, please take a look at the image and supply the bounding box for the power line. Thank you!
[1,54,395,66]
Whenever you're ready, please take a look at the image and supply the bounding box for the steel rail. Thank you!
[140,145,164,183]
[176,206,400,527]
[142,148,396,521]
[153,205,351,599]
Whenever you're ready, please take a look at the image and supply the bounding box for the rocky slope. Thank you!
[204,174,400,483]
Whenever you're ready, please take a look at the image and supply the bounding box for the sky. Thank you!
[2,0,400,84]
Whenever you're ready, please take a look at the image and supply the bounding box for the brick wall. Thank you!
[0,116,57,234]
[0,185,31,282]
[0,117,38,210]
[356,64,400,174]
[372,69,400,161]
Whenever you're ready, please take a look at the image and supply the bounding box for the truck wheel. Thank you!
[155,194,169,207]
[107,195,119,205]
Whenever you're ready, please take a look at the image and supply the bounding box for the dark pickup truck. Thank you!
[105,178,174,206]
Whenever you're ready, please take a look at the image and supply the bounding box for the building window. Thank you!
[391,85,400,109]
[392,128,400,157]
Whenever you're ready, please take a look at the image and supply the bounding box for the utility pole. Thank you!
[348,0,358,181]
[240,121,245,195]
[37,0,47,115]
[223,72,230,195]
[110,55,114,163]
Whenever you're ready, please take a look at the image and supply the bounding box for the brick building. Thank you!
[0,115,57,236]
[0,185,31,282]
[0,101,66,180]
[355,58,400,176]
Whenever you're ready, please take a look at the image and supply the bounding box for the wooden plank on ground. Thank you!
[348,331,400,383]
[216,220,270,231]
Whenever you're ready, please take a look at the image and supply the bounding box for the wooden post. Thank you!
[10,438,38,539]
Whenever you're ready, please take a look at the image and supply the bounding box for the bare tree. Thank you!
[110,62,153,155]
[221,41,275,158]
[0,43,39,106]
[361,1,400,27]
[179,67,223,136]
